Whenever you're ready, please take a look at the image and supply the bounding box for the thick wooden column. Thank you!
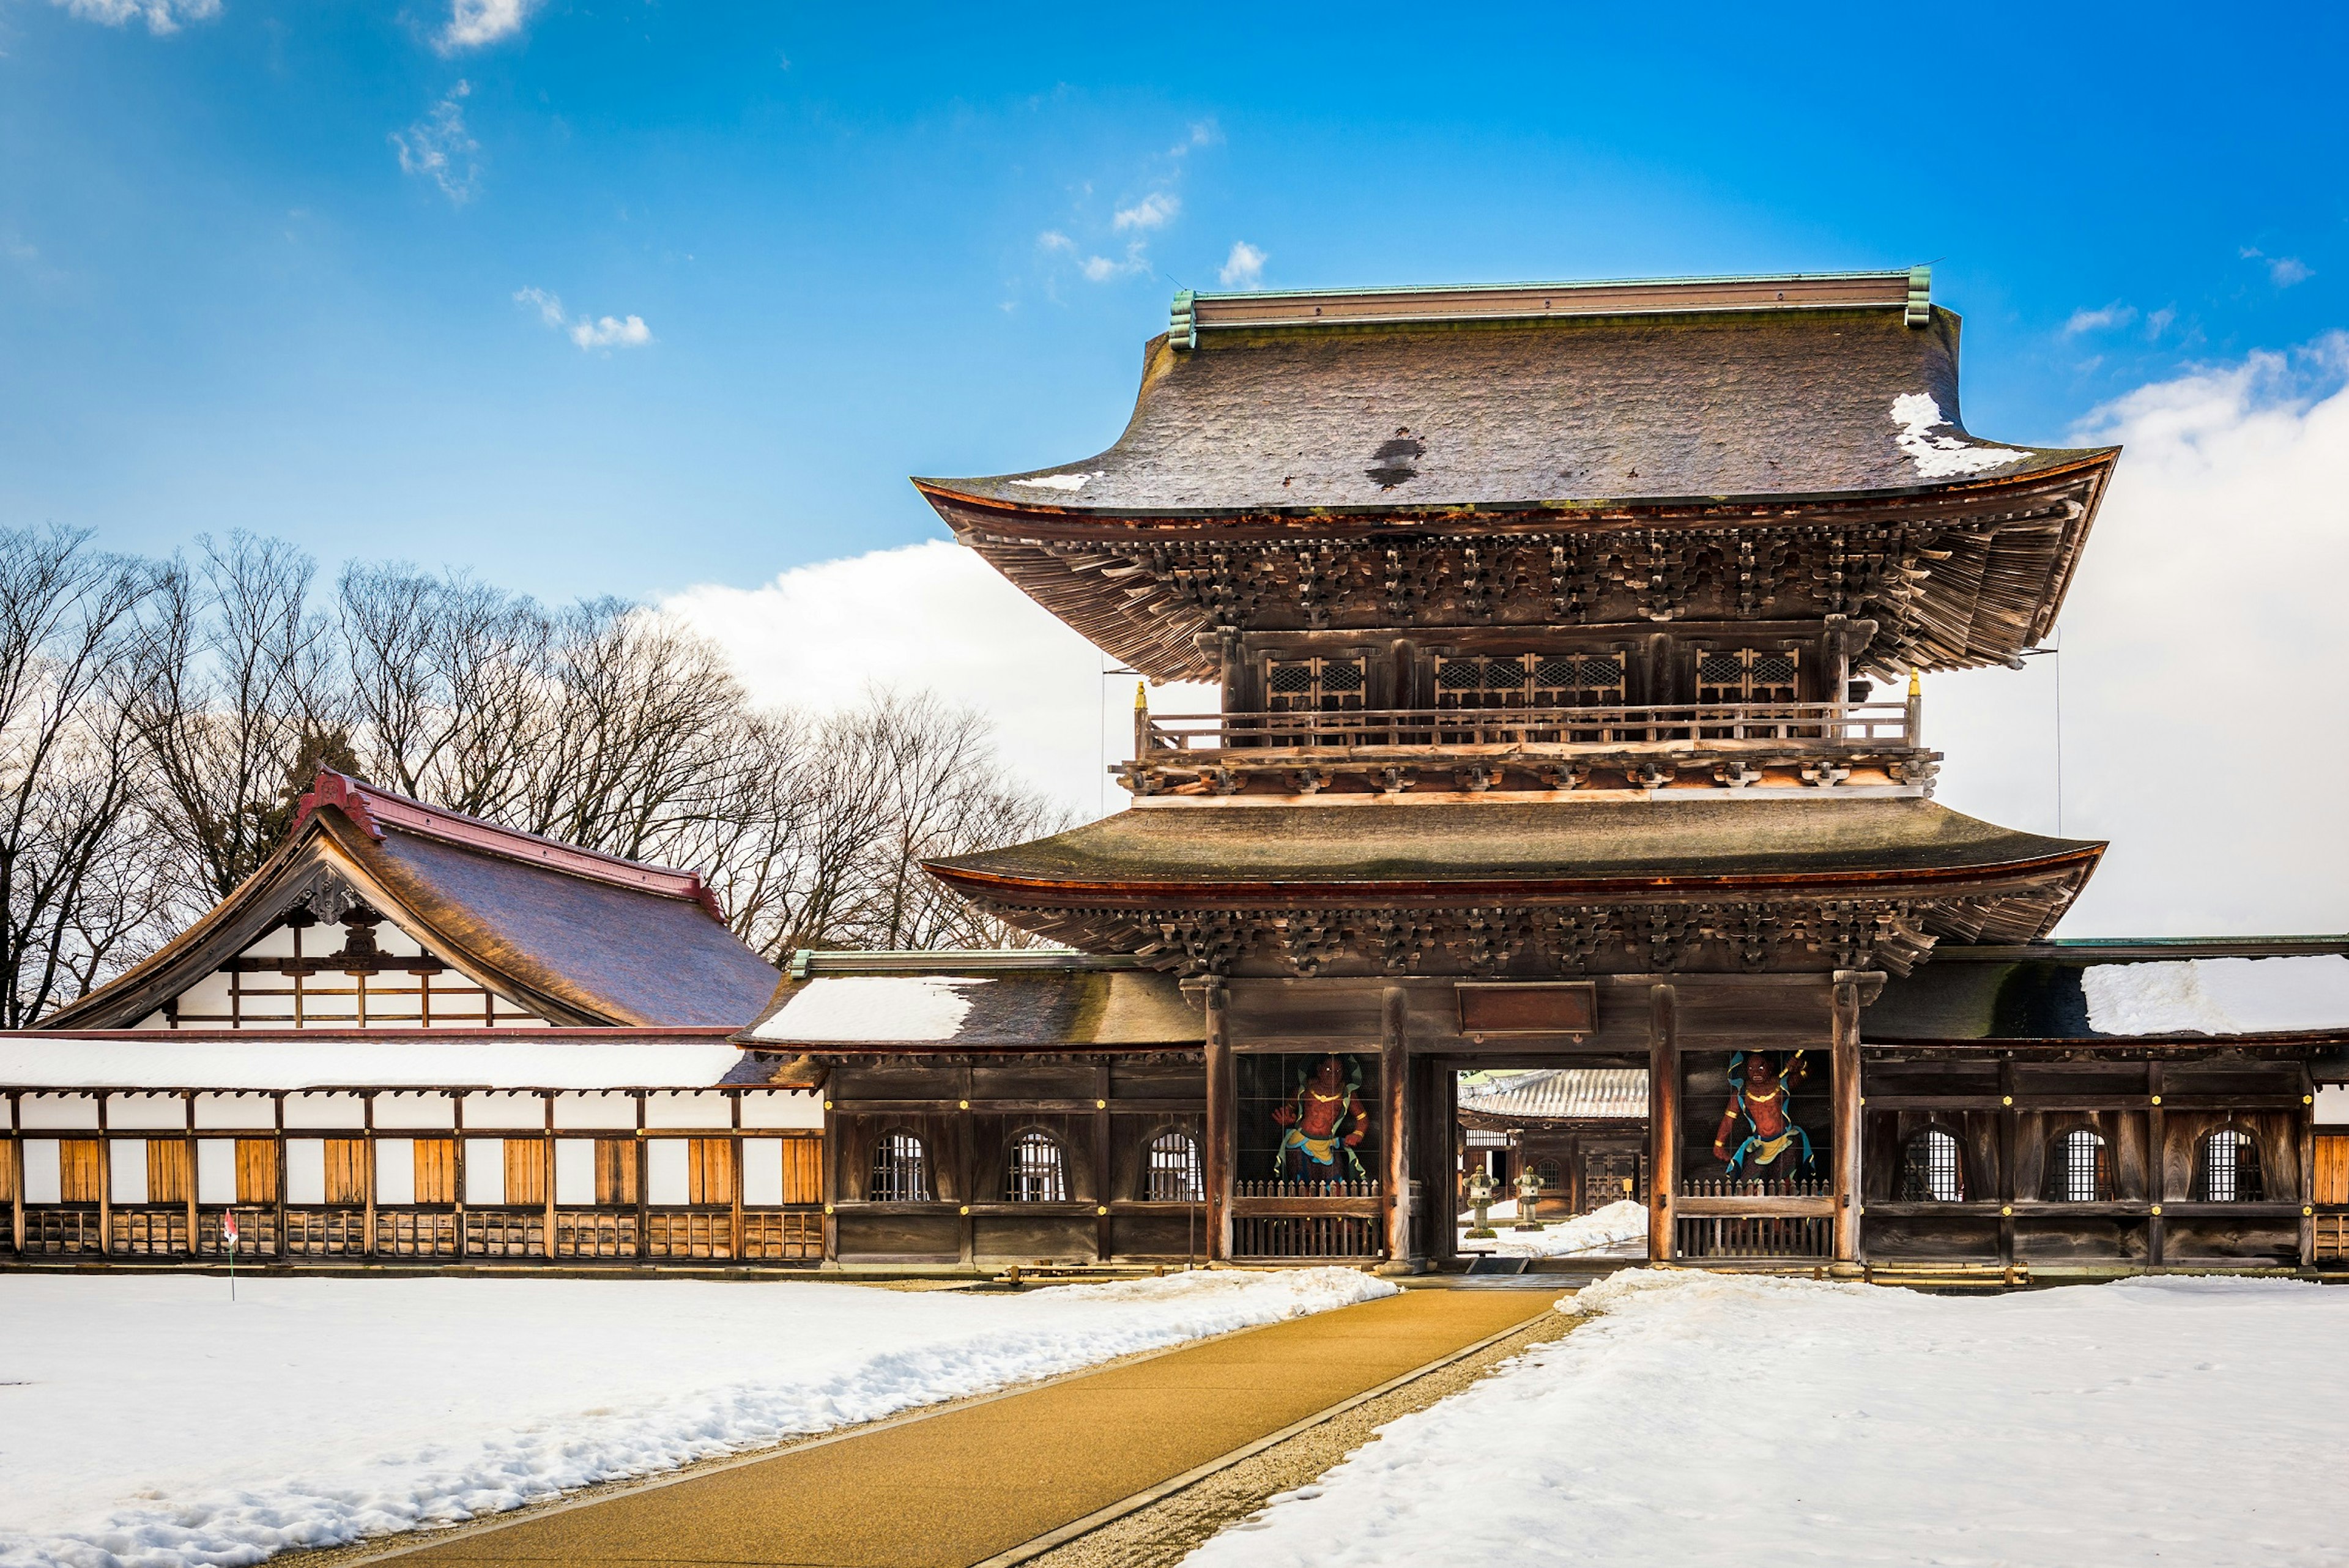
[2301,1063,2318,1269]
[1381,986,1415,1269]
[1094,1060,1113,1262]
[1203,979,1233,1261]
[1831,976,1863,1263]
[541,1091,557,1261]
[1995,1060,2016,1268]
[1647,984,1678,1263]
[2146,1062,2167,1268]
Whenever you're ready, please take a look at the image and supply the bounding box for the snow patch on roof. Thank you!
[1890,393,2028,479]
[2080,955,2349,1035]
[1008,471,1100,492]
[0,1038,755,1091]
[751,975,984,1043]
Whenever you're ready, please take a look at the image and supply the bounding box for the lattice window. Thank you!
[1437,652,1625,710]
[2050,1129,2112,1203]
[1263,656,1367,713]
[2199,1129,2263,1203]
[1694,647,1802,703]
[1004,1131,1069,1203]
[1898,1129,1966,1202]
[869,1131,932,1202]
[1145,1130,1203,1202]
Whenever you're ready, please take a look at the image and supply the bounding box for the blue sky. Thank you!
[3,1,2343,604]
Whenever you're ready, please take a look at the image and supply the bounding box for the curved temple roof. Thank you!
[920,278,2105,514]
[927,798,2101,904]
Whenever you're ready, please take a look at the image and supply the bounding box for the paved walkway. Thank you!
[374,1284,1562,1567]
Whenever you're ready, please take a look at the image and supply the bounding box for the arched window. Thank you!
[1898,1129,1967,1202]
[2197,1129,2263,1203]
[869,1131,931,1202]
[1145,1129,1203,1202]
[1005,1131,1068,1202]
[2048,1128,2112,1203]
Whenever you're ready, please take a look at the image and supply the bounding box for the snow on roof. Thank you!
[0,1036,760,1091]
[1458,1068,1647,1121]
[745,975,985,1044]
[2080,956,2349,1036]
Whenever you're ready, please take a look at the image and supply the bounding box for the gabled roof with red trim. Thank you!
[42,771,781,1030]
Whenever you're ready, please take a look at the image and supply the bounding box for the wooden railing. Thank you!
[1141,700,1917,755]
[1234,1178,1382,1199]
[1232,1214,1382,1260]
[9,1203,822,1264]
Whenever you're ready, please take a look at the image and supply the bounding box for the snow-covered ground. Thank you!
[0,1268,1392,1568]
[1190,1271,2349,1567]
[1457,1198,1647,1258]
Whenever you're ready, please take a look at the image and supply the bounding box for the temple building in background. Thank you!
[5,270,2348,1276]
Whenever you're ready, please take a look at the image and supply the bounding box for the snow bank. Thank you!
[1191,1270,2349,1567]
[0,1268,1391,1567]
[2081,954,2349,1035]
[1457,1199,1647,1258]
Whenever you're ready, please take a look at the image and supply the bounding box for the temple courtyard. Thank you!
[3,1271,2342,1568]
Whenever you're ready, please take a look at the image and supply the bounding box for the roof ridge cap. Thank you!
[294,770,726,921]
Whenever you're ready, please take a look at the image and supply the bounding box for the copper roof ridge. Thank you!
[295,770,725,921]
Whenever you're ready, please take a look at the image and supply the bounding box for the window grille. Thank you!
[2051,1129,2112,1203]
[1005,1131,1068,1203]
[870,1131,932,1202]
[1694,647,1802,703]
[1436,652,1626,711]
[1263,657,1367,712]
[1898,1129,1965,1202]
[2199,1129,2262,1203]
[1146,1130,1204,1202]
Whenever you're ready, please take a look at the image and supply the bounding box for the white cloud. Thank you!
[49,0,218,33]
[1036,231,1075,253]
[2242,247,2315,288]
[392,82,480,204]
[663,541,1214,816]
[1219,240,1267,289]
[2143,306,2176,340]
[513,288,654,351]
[440,0,536,50]
[2063,302,2134,336]
[1925,333,2349,935]
[1113,191,1179,232]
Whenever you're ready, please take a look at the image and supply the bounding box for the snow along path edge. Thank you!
[0,1269,1396,1568]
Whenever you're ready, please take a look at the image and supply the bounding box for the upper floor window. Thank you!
[2049,1128,2112,1203]
[1898,1129,1967,1202]
[1264,656,1366,713]
[2197,1129,2263,1203]
[870,1131,932,1202]
[1433,653,1625,710]
[1146,1129,1204,1202]
[1696,647,1800,704]
[1005,1131,1069,1202]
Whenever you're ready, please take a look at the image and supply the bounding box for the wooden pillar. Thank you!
[1381,986,1415,1269]
[1996,1060,2016,1269]
[97,1093,113,1258]
[541,1091,557,1260]
[2302,1063,2318,1270]
[633,1091,649,1262]
[272,1092,287,1261]
[1204,979,1233,1262]
[452,1093,468,1259]
[10,1093,24,1256]
[2146,1062,2167,1268]
[729,1091,745,1263]
[362,1092,377,1257]
[820,1081,839,1266]
[1647,984,1678,1264]
[956,1067,974,1269]
[1831,976,1863,1264]
[182,1090,198,1258]
[1093,1060,1113,1263]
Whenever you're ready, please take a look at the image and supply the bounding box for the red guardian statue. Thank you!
[1270,1053,1370,1186]
[1711,1050,1814,1182]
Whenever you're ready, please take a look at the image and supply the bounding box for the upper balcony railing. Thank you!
[1121,697,1935,796]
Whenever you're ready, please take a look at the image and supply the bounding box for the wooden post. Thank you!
[362,1092,377,1258]
[182,1091,198,1260]
[820,1080,839,1266]
[10,1092,24,1256]
[2302,1063,2318,1270]
[97,1093,113,1258]
[1996,1060,2016,1269]
[956,1066,974,1270]
[2146,1062,2167,1269]
[541,1092,556,1261]
[1380,986,1414,1269]
[273,1092,287,1261]
[1832,976,1863,1264]
[1647,984,1678,1264]
[452,1093,468,1260]
[730,1091,745,1264]
[1204,979,1233,1261]
[1094,1060,1113,1263]
[634,1091,649,1262]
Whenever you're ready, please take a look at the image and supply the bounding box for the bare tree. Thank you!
[128,533,339,904]
[0,527,160,1027]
